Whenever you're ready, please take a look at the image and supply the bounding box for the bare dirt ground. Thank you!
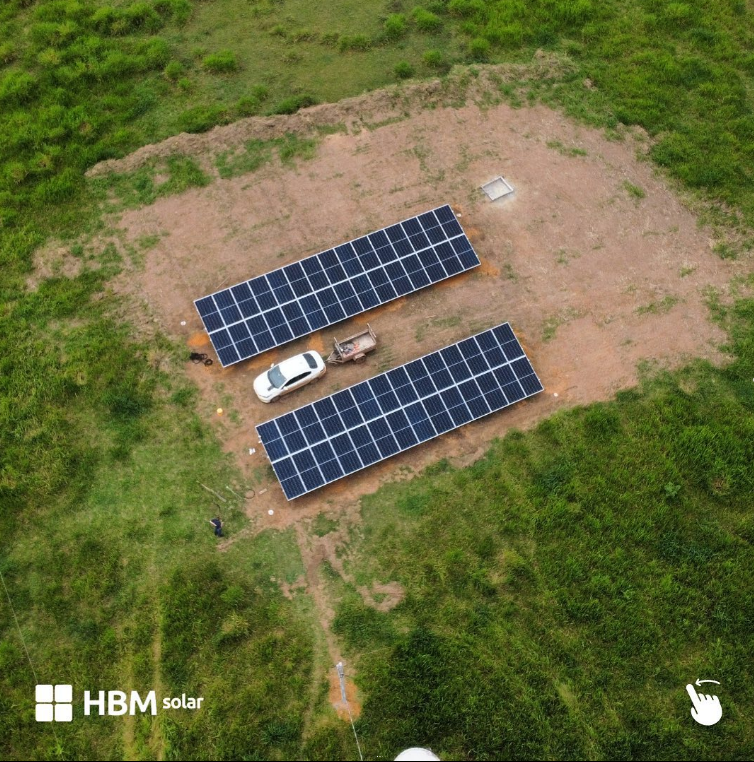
[87,69,746,720]
[112,98,740,519]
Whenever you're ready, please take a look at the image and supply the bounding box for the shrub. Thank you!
[177,105,228,133]
[660,2,697,29]
[448,0,487,18]
[6,162,28,185]
[338,34,371,52]
[91,7,117,34]
[384,13,407,39]
[97,50,143,79]
[290,29,316,43]
[468,37,490,61]
[412,8,443,32]
[0,71,38,106]
[141,37,170,68]
[92,3,163,35]
[236,85,269,116]
[154,0,192,25]
[320,32,340,47]
[553,0,595,25]
[123,2,164,33]
[423,49,447,70]
[486,22,525,48]
[394,61,415,79]
[0,42,17,65]
[37,48,62,68]
[273,94,317,115]
[202,50,238,73]
[236,98,258,116]
[534,24,557,46]
[249,84,269,101]
[30,21,62,46]
[164,61,183,81]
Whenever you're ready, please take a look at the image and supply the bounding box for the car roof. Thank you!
[277,352,318,378]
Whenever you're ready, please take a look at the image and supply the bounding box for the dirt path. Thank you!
[87,75,749,722]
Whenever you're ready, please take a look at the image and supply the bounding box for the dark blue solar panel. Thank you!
[196,205,479,366]
[321,415,345,436]
[376,435,400,457]
[202,312,224,332]
[258,323,543,499]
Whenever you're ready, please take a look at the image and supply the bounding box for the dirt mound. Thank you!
[86,53,574,178]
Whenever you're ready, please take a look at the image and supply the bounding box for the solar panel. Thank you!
[195,205,479,366]
[257,324,543,500]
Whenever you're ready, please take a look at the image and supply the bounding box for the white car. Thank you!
[253,351,326,403]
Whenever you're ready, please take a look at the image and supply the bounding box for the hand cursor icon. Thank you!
[686,684,722,726]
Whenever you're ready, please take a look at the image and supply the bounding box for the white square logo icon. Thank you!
[55,704,73,722]
[35,684,72,722]
[35,703,53,722]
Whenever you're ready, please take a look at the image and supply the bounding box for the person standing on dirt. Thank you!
[209,517,223,537]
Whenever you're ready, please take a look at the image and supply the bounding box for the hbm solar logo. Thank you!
[35,685,73,722]
[35,685,203,721]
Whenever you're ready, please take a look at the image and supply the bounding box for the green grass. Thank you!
[91,154,210,210]
[0,293,321,758]
[636,294,681,315]
[542,308,583,341]
[215,134,317,179]
[215,138,276,180]
[415,314,463,342]
[338,298,754,760]
[547,139,589,157]
[311,513,339,538]
[624,180,647,200]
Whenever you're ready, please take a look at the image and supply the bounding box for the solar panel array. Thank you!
[257,324,543,500]
[194,205,479,367]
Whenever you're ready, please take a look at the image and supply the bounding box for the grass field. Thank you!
[2,1,754,759]
[338,298,754,759]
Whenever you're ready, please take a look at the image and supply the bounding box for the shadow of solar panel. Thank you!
[257,323,543,499]
[195,205,480,366]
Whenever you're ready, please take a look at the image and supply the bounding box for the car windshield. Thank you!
[304,352,317,369]
[268,365,286,389]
